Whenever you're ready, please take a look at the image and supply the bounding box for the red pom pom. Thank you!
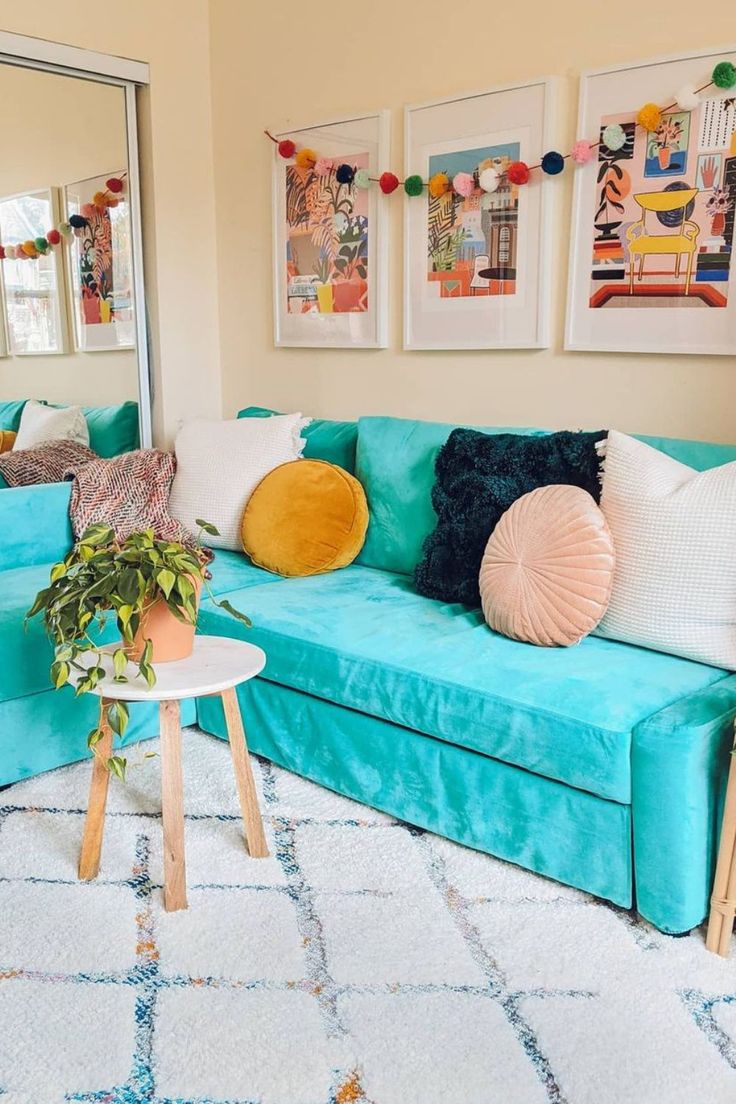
[278,139,296,159]
[106,177,124,194]
[46,229,61,246]
[0,246,4,260]
[507,161,530,185]
[379,171,400,195]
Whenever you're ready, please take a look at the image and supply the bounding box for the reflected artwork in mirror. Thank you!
[0,52,150,455]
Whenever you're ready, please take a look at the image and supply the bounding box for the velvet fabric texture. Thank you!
[415,428,606,607]
[479,485,615,647]
[241,459,368,577]
[0,430,16,453]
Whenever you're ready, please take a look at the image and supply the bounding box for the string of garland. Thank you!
[0,176,126,262]
[266,59,736,196]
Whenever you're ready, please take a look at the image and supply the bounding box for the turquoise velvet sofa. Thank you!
[2,408,736,938]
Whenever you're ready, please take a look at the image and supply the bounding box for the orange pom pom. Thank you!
[92,190,108,208]
[428,172,450,199]
[22,240,37,257]
[637,103,662,132]
[295,148,317,169]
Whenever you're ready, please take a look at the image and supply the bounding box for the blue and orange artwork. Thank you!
[426,143,521,299]
[590,96,736,309]
[284,153,369,315]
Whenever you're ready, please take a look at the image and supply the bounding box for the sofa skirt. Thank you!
[197,677,633,914]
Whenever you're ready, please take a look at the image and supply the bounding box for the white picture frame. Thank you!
[403,79,556,350]
[272,110,389,348]
[64,171,136,352]
[566,45,736,356]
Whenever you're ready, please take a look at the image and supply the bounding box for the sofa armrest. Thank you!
[631,673,736,933]
[0,482,73,568]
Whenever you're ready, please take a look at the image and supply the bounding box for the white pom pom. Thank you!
[675,83,700,112]
[479,167,500,193]
[3,245,14,260]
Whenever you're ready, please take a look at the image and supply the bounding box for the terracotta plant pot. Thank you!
[126,576,202,664]
[658,147,671,170]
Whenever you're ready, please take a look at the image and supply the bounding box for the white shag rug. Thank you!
[1,727,735,1104]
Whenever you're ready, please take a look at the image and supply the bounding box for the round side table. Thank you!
[76,635,268,912]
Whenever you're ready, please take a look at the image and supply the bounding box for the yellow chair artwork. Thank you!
[626,188,700,296]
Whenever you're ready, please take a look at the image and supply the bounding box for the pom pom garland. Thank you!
[541,151,565,175]
[571,140,593,165]
[335,163,355,185]
[354,168,371,189]
[404,174,424,197]
[277,139,296,159]
[59,222,72,238]
[106,177,124,193]
[34,237,49,254]
[428,172,450,198]
[92,191,108,208]
[314,157,333,176]
[507,161,530,185]
[46,228,61,246]
[675,83,700,111]
[637,103,662,132]
[712,61,736,89]
[68,214,89,229]
[379,171,399,194]
[478,167,500,193]
[295,147,317,169]
[3,245,12,259]
[602,123,627,151]
[22,240,37,257]
[452,171,475,197]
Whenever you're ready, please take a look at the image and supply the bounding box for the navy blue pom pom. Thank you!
[335,163,355,185]
[68,214,89,229]
[541,151,565,176]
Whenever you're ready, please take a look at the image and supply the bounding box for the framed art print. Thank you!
[64,172,135,351]
[566,46,736,355]
[272,111,389,348]
[403,80,555,350]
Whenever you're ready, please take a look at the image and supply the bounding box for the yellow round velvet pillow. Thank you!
[0,430,17,454]
[241,459,369,577]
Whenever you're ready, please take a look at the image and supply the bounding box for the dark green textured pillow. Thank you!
[415,427,606,607]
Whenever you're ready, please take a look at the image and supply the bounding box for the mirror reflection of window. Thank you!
[0,189,66,355]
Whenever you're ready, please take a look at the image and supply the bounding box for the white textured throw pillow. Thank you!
[169,413,309,550]
[597,430,736,669]
[14,400,89,451]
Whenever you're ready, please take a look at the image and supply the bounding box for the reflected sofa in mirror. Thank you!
[0,61,149,485]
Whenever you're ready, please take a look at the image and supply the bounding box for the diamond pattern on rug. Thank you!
[0,727,734,1103]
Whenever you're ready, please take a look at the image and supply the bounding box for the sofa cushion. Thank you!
[355,416,545,576]
[238,406,358,473]
[83,401,140,457]
[197,564,726,803]
[0,400,27,432]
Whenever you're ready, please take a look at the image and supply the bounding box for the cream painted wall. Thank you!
[0,64,137,407]
[0,0,222,444]
[208,0,736,443]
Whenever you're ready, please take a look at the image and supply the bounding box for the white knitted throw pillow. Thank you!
[14,400,89,451]
[168,413,308,550]
[597,430,736,669]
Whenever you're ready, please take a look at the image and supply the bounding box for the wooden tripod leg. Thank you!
[160,699,188,911]
[78,699,114,880]
[221,687,269,858]
[706,735,736,956]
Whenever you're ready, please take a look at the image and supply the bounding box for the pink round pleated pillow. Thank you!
[479,484,615,647]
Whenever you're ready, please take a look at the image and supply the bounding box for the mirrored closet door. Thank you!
[0,37,151,447]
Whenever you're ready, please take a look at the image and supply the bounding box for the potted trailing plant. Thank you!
[26,520,250,777]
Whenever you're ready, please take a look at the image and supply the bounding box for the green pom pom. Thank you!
[354,168,371,189]
[404,174,424,197]
[34,236,49,253]
[712,61,736,89]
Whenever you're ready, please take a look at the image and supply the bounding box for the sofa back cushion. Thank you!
[0,400,27,432]
[355,416,736,577]
[238,405,358,473]
[355,416,545,575]
[82,401,140,458]
[0,481,73,567]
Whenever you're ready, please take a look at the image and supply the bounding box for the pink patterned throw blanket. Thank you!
[67,448,193,544]
[0,440,96,487]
